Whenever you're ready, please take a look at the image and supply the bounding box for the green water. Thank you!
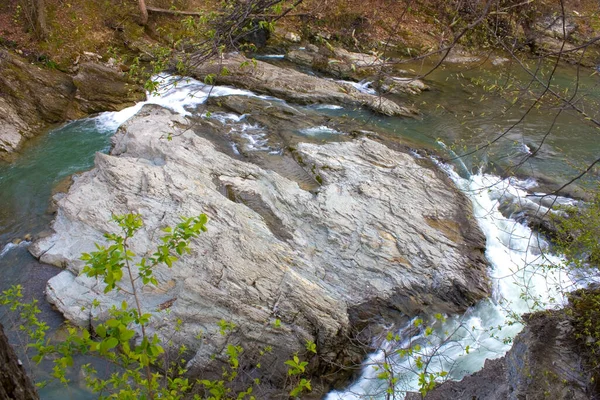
[318,61,600,194]
[0,118,116,245]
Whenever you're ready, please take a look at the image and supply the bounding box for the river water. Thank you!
[0,61,598,398]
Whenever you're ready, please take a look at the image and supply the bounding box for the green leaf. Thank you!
[105,337,119,350]
[96,325,107,338]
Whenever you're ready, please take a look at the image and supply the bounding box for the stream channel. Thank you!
[0,59,599,399]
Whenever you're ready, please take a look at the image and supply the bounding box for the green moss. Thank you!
[571,289,600,389]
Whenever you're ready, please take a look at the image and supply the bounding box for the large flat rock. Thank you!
[189,53,417,117]
[32,104,488,390]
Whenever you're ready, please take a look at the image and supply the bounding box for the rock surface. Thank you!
[0,50,145,160]
[284,46,428,95]
[189,53,417,117]
[405,310,592,400]
[72,62,145,114]
[375,76,429,95]
[0,323,39,400]
[32,104,488,392]
[286,45,384,79]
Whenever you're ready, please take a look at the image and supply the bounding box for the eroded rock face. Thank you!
[189,53,417,117]
[0,323,39,400]
[0,49,77,159]
[72,62,145,115]
[32,105,488,392]
[0,50,145,160]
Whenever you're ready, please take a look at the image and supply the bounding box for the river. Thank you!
[0,60,598,398]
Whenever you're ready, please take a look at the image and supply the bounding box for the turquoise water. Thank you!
[0,117,118,400]
[0,118,116,246]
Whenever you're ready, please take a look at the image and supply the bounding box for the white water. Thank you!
[300,125,345,137]
[327,167,578,399]
[333,78,377,95]
[0,241,30,258]
[94,74,263,131]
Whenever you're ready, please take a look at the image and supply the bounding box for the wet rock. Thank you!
[189,53,417,117]
[374,76,429,95]
[32,104,488,394]
[443,46,481,64]
[286,45,385,79]
[494,189,563,237]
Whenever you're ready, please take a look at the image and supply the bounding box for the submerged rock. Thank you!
[32,104,488,393]
[189,53,417,117]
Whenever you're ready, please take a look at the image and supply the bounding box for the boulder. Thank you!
[285,46,385,79]
[284,32,301,43]
[443,46,481,64]
[374,76,429,95]
[72,62,145,114]
[536,15,577,40]
[189,53,417,117]
[32,105,488,393]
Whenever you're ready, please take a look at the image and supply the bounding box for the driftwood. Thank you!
[146,6,309,18]
[147,6,204,16]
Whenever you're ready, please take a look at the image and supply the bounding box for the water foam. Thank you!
[326,168,576,399]
[93,75,262,132]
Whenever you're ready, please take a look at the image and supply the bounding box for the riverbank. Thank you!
[2,0,600,160]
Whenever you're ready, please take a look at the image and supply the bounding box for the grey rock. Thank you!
[33,105,488,390]
[443,46,481,64]
[375,76,429,95]
[536,15,577,40]
[72,62,145,114]
[190,53,417,117]
[286,46,384,79]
